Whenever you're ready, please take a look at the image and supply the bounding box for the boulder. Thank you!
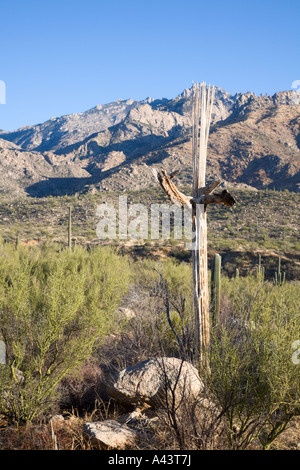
[83,420,139,449]
[49,414,66,430]
[106,357,203,408]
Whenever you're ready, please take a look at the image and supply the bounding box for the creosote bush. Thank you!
[203,275,300,450]
[0,240,299,450]
[127,266,300,450]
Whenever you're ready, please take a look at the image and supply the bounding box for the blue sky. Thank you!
[0,0,299,131]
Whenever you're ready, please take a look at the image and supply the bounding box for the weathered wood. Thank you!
[152,170,235,211]
[151,168,193,212]
[194,84,210,366]
[152,82,236,368]
[203,180,221,195]
[152,167,235,365]
[193,188,236,209]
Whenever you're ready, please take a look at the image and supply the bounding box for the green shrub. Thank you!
[206,276,300,449]
[0,244,131,424]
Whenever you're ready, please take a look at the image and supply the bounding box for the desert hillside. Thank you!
[0,87,299,197]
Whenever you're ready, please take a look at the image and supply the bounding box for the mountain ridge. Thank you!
[0,86,299,198]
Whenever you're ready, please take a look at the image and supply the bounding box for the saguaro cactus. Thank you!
[256,254,265,282]
[211,253,221,326]
[0,340,6,365]
[68,206,72,250]
[274,256,285,286]
[152,83,236,366]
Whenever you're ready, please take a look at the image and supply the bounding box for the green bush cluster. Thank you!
[0,243,131,424]
[0,241,298,450]
[127,259,300,450]
[206,274,300,449]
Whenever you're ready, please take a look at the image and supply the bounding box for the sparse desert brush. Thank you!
[0,240,298,450]
[125,265,300,450]
[201,276,300,449]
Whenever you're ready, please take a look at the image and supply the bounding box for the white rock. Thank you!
[106,357,204,408]
[83,420,139,449]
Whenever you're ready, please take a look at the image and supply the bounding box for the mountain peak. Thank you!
[0,86,299,197]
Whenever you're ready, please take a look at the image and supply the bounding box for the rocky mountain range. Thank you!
[0,86,299,198]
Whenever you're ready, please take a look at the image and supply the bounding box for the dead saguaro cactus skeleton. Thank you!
[152,83,236,366]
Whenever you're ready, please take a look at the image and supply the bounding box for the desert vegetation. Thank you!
[0,188,299,284]
[0,239,299,450]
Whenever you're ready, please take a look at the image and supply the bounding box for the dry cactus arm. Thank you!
[152,168,236,211]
